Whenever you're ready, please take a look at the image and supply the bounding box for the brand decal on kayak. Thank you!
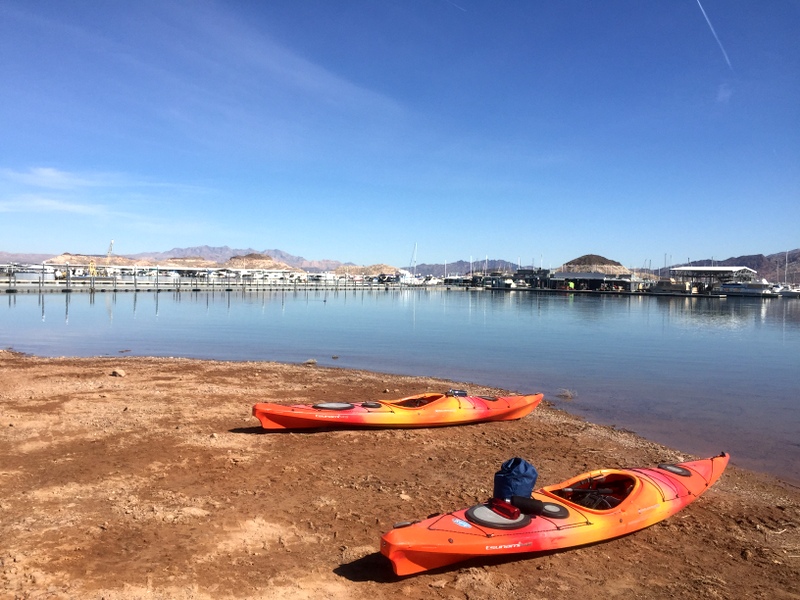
[485,541,533,551]
[451,518,472,529]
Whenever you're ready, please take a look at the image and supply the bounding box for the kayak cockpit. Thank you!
[391,394,446,408]
[547,472,637,511]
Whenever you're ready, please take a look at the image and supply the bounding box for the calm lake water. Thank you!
[3,288,799,484]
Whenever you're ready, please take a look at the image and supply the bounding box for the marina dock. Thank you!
[1,263,791,298]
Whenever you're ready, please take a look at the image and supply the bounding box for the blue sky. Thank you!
[1,1,798,270]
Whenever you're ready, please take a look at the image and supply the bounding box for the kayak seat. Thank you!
[571,490,620,510]
[556,475,635,510]
[395,396,437,408]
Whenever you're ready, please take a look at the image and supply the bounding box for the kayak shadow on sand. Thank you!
[333,552,397,583]
[333,539,659,581]
[229,426,272,434]
[229,421,498,435]
[334,548,568,582]
[228,426,350,435]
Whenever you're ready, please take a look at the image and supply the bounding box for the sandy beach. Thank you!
[1,350,798,599]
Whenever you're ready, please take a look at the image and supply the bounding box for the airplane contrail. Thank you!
[441,0,467,11]
[696,0,734,72]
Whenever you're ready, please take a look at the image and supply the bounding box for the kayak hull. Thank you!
[252,392,542,430]
[381,453,729,575]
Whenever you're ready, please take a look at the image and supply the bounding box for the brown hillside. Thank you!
[46,253,153,267]
[43,253,296,271]
[335,264,398,277]
[162,256,220,268]
[561,254,630,275]
[223,253,297,271]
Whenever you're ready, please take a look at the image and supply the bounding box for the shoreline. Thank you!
[5,287,797,489]
[1,351,798,599]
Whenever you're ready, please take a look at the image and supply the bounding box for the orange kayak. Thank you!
[252,390,542,430]
[381,452,729,575]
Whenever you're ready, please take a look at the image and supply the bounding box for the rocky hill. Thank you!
[559,254,630,275]
[40,252,298,272]
[334,264,398,277]
[221,253,300,271]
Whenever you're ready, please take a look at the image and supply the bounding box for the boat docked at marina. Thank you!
[719,279,781,297]
[646,278,693,295]
[779,285,800,298]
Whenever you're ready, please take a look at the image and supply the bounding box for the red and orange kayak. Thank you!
[381,452,729,575]
[252,390,542,430]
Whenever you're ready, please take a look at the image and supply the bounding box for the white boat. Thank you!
[484,276,518,290]
[719,279,780,297]
[779,285,800,298]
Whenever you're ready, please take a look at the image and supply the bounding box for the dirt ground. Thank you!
[1,350,798,600]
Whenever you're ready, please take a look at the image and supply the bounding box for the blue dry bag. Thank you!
[493,457,538,501]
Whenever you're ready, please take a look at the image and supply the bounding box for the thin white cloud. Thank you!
[115,1,408,155]
[6,3,410,164]
[190,6,404,115]
[0,195,101,215]
[1,167,210,194]
[0,193,201,241]
[0,168,217,246]
[0,167,102,190]
[0,167,161,192]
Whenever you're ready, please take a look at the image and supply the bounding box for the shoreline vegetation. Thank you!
[1,351,798,599]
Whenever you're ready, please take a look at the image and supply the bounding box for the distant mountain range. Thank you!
[411,260,527,277]
[0,246,348,273]
[1,246,799,280]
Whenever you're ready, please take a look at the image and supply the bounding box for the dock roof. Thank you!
[670,266,757,281]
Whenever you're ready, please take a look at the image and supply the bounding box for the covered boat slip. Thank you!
[667,265,761,296]
[547,271,638,292]
[545,266,767,295]
[643,265,788,297]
